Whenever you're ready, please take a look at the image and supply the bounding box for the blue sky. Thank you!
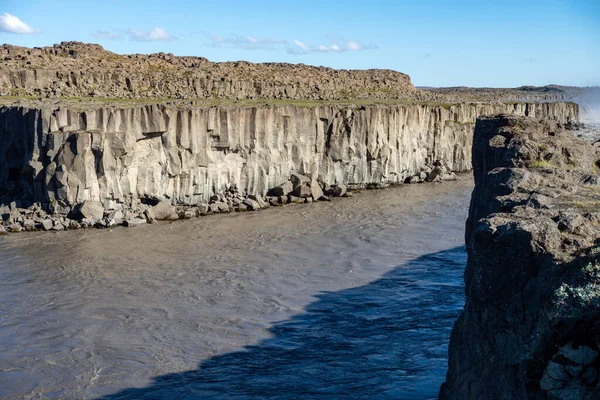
[1,0,598,87]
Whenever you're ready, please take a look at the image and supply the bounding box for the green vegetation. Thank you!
[528,160,554,169]
[0,95,509,110]
[553,260,600,318]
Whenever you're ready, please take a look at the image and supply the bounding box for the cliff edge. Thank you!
[0,41,418,101]
[441,115,600,399]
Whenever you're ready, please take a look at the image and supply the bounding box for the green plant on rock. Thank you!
[528,160,554,169]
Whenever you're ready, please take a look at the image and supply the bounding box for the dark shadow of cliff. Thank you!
[99,247,466,400]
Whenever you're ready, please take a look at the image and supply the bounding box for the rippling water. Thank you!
[0,178,473,400]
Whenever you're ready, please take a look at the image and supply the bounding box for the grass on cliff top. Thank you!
[0,95,479,109]
[528,160,555,169]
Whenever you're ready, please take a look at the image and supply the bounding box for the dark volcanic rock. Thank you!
[441,115,600,399]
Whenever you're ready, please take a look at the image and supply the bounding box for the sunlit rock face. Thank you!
[0,102,578,210]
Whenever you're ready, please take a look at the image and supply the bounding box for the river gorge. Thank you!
[1,41,599,400]
[1,177,471,399]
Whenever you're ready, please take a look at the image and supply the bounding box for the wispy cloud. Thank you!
[203,32,376,55]
[287,39,376,54]
[0,12,39,34]
[129,27,173,42]
[91,27,175,42]
[206,34,286,51]
[92,30,123,40]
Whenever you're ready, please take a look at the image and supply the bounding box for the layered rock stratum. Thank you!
[0,41,587,233]
[440,115,600,399]
[0,101,578,211]
[0,41,420,101]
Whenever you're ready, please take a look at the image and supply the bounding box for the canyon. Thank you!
[2,40,600,399]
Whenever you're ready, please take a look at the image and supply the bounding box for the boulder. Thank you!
[78,201,104,220]
[197,203,210,215]
[23,219,36,231]
[182,208,197,219]
[147,201,179,221]
[8,224,22,232]
[267,197,282,207]
[441,172,457,181]
[41,219,54,231]
[293,183,312,198]
[331,184,347,197]
[243,198,261,211]
[124,218,146,227]
[288,195,304,204]
[310,179,324,200]
[290,173,310,188]
[425,166,443,182]
[0,225,6,234]
[0,205,9,220]
[247,195,269,209]
[405,175,421,184]
[269,181,294,197]
[557,343,598,366]
[209,203,221,213]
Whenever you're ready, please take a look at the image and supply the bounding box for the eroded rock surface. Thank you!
[0,42,418,101]
[0,102,577,213]
[440,115,600,399]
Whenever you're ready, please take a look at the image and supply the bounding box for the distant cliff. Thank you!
[0,42,418,101]
[441,115,600,399]
[0,101,578,213]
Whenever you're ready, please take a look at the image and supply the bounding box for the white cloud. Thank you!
[293,40,309,51]
[129,27,174,42]
[92,30,123,40]
[288,40,375,54]
[347,41,362,51]
[0,12,39,34]
[202,32,376,55]
[206,33,286,50]
[91,27,175,42]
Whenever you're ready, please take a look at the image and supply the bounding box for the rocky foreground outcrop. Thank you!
[440,115,600,399]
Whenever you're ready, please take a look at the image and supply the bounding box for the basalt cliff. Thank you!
[0,42,582,232]
[440,115,600,399]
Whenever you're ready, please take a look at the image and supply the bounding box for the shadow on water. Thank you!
[99,246,466,400]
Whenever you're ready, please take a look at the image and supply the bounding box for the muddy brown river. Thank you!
[0,178,473,399]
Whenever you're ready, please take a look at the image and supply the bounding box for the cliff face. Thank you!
[441,115,600,399]
[0,102,578,212]
[0,42,417,101]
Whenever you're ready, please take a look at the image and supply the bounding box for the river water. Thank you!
[0,178,473,400]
